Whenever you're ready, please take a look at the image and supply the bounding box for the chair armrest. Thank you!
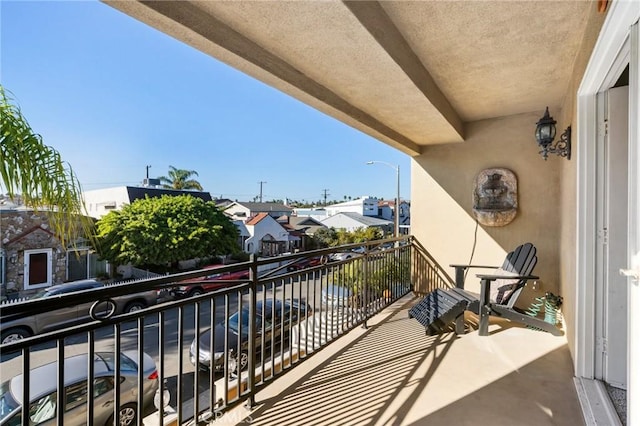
[450,264,499,289]
[476,274,539,281]
[449,264,499,269]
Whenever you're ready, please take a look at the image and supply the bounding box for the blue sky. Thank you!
[1,0,410,204]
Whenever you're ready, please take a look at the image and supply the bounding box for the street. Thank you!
[0,270,338,419]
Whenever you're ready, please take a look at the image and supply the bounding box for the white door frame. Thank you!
[23,248,53,289]
[576,2,640,424]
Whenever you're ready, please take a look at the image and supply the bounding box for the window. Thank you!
[29,392,57,424]
[65,381,88,411]
[64,377,115,414]
[93,377,114,397]
[98,352,138,372]
[67,248,107,281]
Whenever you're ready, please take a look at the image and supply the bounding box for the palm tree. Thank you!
[0,85,91,247]
[158,166,203,190]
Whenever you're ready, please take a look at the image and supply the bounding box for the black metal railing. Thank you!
[0,237,424,425]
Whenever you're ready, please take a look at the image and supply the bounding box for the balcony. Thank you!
[225,296,580,425]
[0,238,581,425]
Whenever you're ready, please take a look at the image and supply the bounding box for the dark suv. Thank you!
[0,279,158,344]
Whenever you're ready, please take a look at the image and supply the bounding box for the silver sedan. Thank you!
[0,350,158,426]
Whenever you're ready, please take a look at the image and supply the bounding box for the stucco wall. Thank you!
[410,4,606,364]
[411,111,562,308]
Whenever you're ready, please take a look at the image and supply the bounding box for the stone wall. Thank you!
[1,210,67,294]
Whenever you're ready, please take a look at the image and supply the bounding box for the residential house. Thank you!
[232,220,251,253]
[82,186,213,219]
[282,216,327,251]
[213,198,235,209]
[321,212,393,234]
[377,199,410,233]
[0,205,105,296]
[323,197,406,234]
[223,202,293,222]
[242,213,295,256]
[106,1,640,423]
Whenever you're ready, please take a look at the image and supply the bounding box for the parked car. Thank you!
[0,279,158,344]
[189,298,312,372]
[328,248,364,262]
[0,350,158,426]
[170,265,250,298]
[321,284,354,308]
[285,256,326,272]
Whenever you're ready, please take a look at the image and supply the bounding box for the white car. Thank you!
[321,285,354,308]
[328,248,364,262]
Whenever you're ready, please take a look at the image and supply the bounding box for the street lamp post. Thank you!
[366,161,400,239]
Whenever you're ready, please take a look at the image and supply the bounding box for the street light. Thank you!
[366,161,400,238]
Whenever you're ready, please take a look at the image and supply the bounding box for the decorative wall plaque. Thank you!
[472,168,517,226]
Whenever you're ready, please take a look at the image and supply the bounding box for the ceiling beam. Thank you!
[343,1,464,140]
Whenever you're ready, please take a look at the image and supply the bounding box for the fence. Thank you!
[0,237,453,425]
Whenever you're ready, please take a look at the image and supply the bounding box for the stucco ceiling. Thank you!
[104,0,593,156]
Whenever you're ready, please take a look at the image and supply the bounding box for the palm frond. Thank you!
[0,85,94,248]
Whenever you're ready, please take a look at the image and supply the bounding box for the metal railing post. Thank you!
[362,248,369,329]
[246,254,258,408]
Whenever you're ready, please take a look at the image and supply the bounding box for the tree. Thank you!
[94,195,239,269]
[312,227,382,248]
[158,166,203,190]
[0,85,91,247]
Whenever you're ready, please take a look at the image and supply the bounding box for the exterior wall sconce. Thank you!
[535,107,571,160]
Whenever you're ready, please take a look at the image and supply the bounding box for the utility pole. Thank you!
[258,181,267,202]
[321,189,330,206]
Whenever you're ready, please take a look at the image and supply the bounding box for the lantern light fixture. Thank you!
[535,107,571,160]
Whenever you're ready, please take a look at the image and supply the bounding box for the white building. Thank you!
[323,197,410,233]
[325,197,379,217]
[82,186,213,219]
[320,212,392,233]
[291,208,328,221]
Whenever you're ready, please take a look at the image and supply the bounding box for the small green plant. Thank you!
[336,253,410,302]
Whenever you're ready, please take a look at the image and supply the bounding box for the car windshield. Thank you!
[228,308,264,335]
[0,381,20,422]
[28,289,53,300]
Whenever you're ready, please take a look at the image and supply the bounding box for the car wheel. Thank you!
[187,288,204,297]
[124,301,146,313]
[1,327,31,344]
[107,403,136,426]
[231,351,249,374]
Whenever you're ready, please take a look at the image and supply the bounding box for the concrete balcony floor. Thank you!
[223,295,583,426]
